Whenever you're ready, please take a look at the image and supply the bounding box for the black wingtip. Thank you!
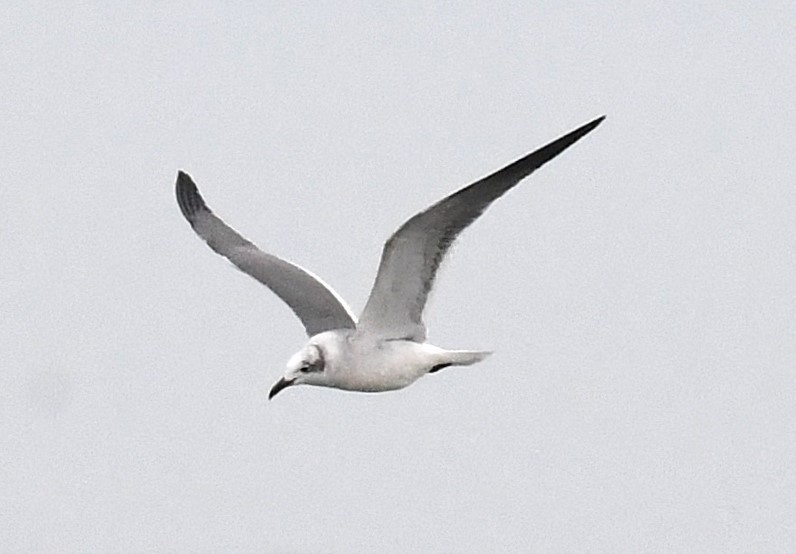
[471,114,605,190]
[517,114,606,174]
[585,115,606,131]
[175,170,211,221]
[571,114,606,139]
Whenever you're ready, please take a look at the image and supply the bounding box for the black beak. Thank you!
[268,377,295,400]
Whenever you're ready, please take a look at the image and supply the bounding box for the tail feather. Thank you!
[428,349,492,374]
[443,350,492,367]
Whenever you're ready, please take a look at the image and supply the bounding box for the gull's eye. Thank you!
[300,345,325,373]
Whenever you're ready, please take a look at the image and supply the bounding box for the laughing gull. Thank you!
[176,116,604,399]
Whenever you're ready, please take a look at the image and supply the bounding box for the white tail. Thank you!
[447,350,492,366]
[429,350,492,373]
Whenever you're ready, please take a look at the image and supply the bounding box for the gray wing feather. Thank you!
[357,116,605,341]
[176,172,357,337]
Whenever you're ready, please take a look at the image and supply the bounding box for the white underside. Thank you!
[301,331,490,392]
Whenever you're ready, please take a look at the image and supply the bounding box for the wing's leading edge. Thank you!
[176,172,357,337]
[357,116,605,341]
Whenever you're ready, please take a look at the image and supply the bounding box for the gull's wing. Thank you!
[176,172,356,337]
[357,116,605,341]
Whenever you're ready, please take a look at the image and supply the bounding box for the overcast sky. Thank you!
[2,2,794,552]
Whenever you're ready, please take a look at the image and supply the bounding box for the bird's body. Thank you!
[176,116,604,399]
[288,330,490,393]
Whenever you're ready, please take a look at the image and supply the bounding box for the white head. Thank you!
[269,342,327,399]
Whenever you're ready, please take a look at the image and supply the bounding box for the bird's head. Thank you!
[269,343,326,400]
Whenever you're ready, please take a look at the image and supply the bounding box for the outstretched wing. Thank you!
[176,172,357,337]
[357,116,605,341]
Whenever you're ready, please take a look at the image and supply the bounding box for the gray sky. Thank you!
[2,2,794,552]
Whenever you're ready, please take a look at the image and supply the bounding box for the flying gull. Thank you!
[176,116,604,399]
